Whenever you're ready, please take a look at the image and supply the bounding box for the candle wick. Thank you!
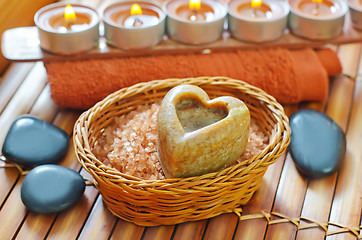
[252,9,257,18]
[314,3,320,16]
[190,9,198,22]
[190,9,205,22]
[66,20,74,31]
[133,17,143,27]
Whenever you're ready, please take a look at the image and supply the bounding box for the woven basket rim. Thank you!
[74,76,291,186]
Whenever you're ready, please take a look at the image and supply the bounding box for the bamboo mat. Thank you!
[0,0,361,239]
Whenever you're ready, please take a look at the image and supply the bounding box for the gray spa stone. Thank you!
[2,115,69,167]
[21,165,85,213]
[289,109,346,178]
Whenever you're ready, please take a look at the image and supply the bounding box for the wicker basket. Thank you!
[73,76,291,226]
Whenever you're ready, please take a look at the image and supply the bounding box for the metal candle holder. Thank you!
[228,0,290,43]
[349,0,362,31]
[34,2,100,55]
[288,0,348,40]
[164,0,227,45]
[103,1,166,50]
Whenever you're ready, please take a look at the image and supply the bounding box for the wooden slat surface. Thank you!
[0,0,361,239]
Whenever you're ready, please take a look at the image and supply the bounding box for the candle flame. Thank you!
[312,0,322,2]
[131,3,142,15]
[189,0,201,11]
[64,4,76,27]
[251,0,262,8]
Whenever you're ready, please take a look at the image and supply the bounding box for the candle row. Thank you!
[35,0,362,55]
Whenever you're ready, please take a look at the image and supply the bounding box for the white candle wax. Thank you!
[36,4,99,33]
[103,2,163,28]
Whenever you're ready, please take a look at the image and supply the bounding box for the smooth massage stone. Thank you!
[2,115,69,167]
[289,109,346,178]
[21,165,85,213]
[157,84,250,178]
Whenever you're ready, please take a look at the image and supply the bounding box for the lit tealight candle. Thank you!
[349,0,362,30]
[35,3,100,55]
[165,0,227,45]
[289,0,348,40]
[228,0,289,42]
[103,1,166,49]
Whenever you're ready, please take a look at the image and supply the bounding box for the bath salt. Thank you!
[93,102,269,180]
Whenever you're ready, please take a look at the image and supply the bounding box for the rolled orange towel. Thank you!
[315,48,343,76]
[44,47,341,110]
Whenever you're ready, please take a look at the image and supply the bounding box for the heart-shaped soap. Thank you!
[157,85,250,178]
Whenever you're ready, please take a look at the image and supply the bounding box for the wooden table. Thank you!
[0,0,361,239]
